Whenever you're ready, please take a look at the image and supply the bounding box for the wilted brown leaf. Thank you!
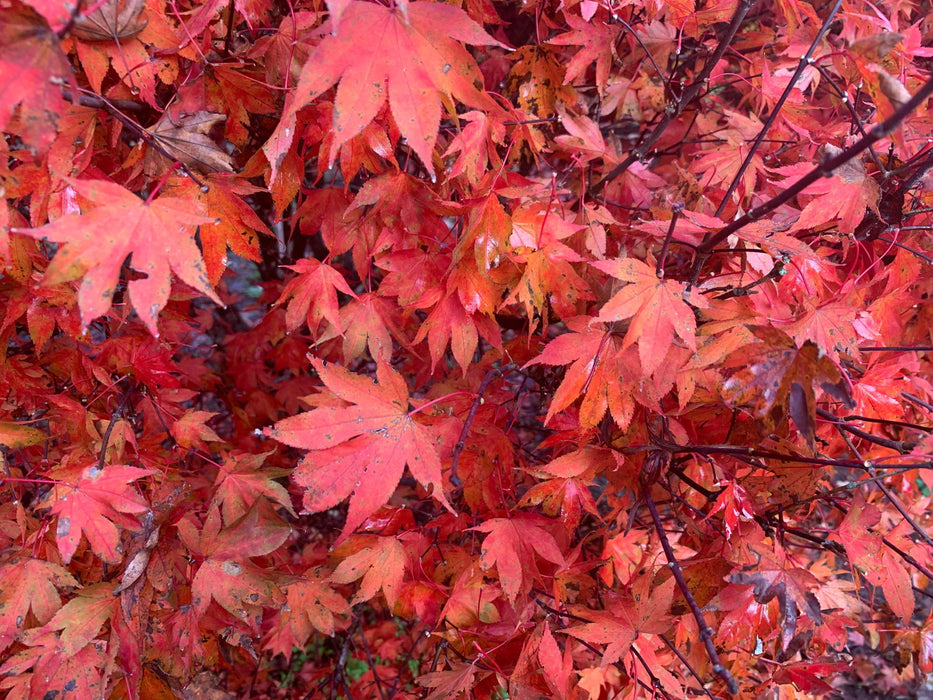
[71,0,148,41]
[144,111,235,175]
[877,69,912,111]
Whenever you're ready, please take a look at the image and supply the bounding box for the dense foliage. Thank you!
[3,0,933,697]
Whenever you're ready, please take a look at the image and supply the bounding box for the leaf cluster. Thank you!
[2,0,933,698]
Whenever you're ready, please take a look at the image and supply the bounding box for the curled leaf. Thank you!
[877,69,912,111]
[144,111,235,175]
[71,0,148,41]
[848,32,903,61]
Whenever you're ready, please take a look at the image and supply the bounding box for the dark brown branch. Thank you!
[903,392,933,413]
[59,88,147,113]
[877,236,933,265]
[860,346,933,352]
[829,418,933,555]
[660,442,932,472]
[714,0,844,216]
[602,0,754,182]
[840,414,932,433]
[644,489,738,694]
[816,407,916,453]
[690,72,933,284]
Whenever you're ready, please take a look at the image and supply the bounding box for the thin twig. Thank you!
[97,380,135,471]
[839,414,932,433]
[355,617,388,700]
[831,420,933,554]
[659,634,718,700]
[449,364,514,486]
[656,203,684,276]
[903,392,933,413]
[629,645,676,700]
[330,628,353,700]
[657,442,932,472]
[61,85,209,189]
[865,464,933,551]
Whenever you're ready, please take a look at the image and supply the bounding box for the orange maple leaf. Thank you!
[264,0,502,180]
[166,175,271,285]
[565,576,674,666]
[329,535,407,609]
[265,359,454,541]
[593,258,708,375]
[17,179,222,335]
[525,320,638,429]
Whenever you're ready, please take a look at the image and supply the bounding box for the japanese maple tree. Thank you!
[2,0,933,697]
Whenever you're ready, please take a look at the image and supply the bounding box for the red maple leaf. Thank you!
[179,502,291,621]
[170,409,222,451]
[265,0,502,180]
[549,14,619,96]
[471,514,565,606]
[42,582,119,655]
[279,257,357,335]
[0,3,71,152]
[835,495,915,624]
[17,179,222,335]
[47,464,154,565]
[264,576,351,658]
[418,662,482,700]
[211,451,297,523]
[265,359,454,540]
[772,153,880,234]
[0,558,78,653]
[0,628,109,699]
